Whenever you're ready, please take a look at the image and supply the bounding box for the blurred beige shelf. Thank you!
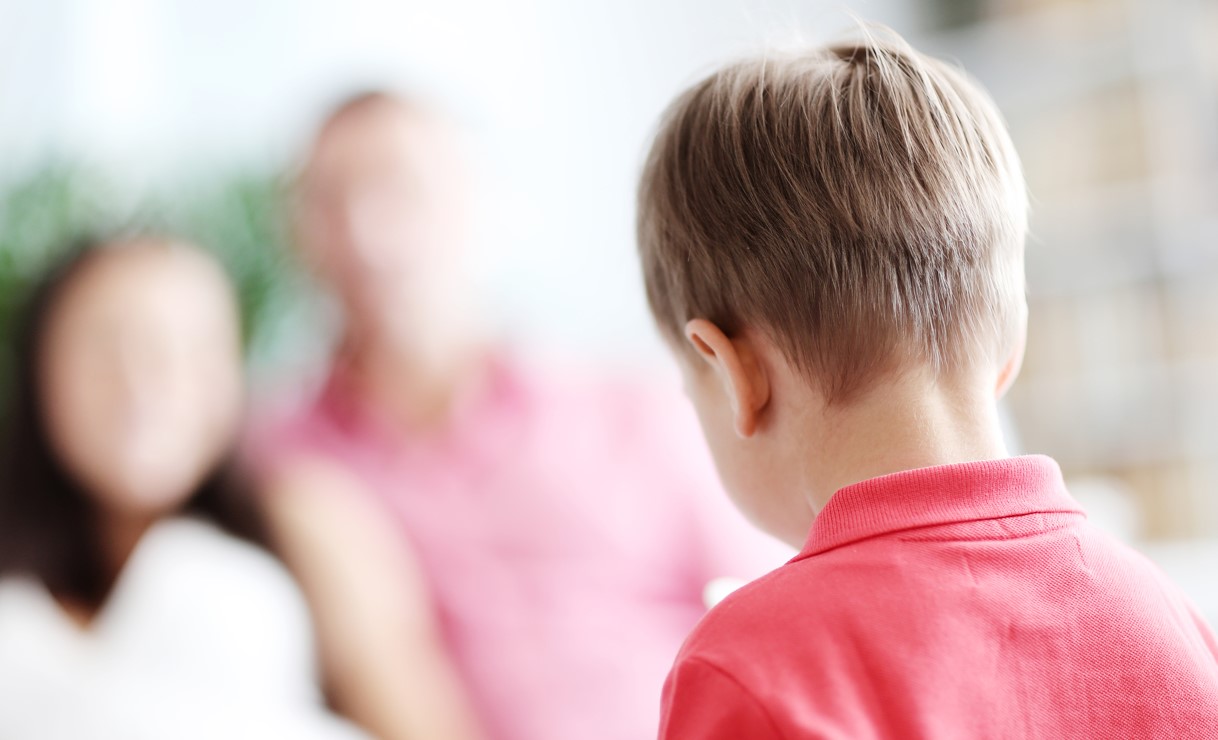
[918,0,1218,538]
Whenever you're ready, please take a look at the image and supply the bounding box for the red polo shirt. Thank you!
[660,456,1218,738]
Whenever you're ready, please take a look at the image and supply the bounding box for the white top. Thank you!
[0,517,366,740]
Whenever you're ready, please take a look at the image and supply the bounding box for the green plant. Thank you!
[0,163,310,394]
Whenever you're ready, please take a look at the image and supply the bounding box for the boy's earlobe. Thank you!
[684,319,770,438]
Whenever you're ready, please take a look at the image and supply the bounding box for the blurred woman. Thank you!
[0,237,363,740]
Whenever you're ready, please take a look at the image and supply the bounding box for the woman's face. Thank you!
[38,243,244,518]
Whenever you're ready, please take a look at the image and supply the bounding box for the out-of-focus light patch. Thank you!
[703,576,746,610]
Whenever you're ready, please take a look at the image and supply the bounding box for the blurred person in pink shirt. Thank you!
[253,92,790,740]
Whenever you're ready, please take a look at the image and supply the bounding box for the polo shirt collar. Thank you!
[795,455,1084,559]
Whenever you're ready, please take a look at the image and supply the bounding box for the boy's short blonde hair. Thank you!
[638,29,1027,403]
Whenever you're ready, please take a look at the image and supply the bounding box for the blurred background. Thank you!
[0,0,1216,626]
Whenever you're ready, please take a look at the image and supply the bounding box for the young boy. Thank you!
[637,28,1218,738]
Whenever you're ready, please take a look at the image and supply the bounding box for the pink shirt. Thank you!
[660,455,1218,738]
[258,354,787,740]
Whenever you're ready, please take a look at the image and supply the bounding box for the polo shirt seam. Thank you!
[792,508,1086,561]
[685,655,790,740]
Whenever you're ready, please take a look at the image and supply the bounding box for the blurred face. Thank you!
[297,101,470,339]
[38,244,244,518]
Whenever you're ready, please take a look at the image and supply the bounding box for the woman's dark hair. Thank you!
[0,237,268,607]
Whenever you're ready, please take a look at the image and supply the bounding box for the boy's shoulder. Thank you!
[678,514,1218,684]
[677,555,843,670]
[660,559,851,738]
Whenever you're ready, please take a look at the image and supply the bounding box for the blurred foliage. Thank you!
[923,0,988,29]
[0,163,309,391]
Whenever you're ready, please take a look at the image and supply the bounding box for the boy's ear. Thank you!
[995,326,1027,400]
[683,319,771,438]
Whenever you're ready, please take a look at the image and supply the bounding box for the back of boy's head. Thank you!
[638,27,1027,404]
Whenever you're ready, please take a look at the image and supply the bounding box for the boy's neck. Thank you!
[801,370,1010,514]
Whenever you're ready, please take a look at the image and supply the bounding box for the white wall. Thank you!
[0,0,910,363]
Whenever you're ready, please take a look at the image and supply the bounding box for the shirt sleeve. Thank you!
[659,656,784,740]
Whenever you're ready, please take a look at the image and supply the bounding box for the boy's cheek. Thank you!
[688,396,803,544]
[675,359,763,516]
[685,376,732,451]
[714,448,782,538]
[672,351,701,399]
[699,420,755,503]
